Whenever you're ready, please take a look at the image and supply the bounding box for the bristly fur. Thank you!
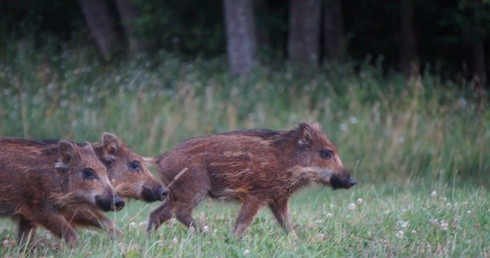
[148,122,355,237]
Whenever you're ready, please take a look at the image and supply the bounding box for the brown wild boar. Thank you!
[147,122,356,237]
[0,138,124,247]
[42,133,168,237]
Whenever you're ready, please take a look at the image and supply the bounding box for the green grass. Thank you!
[0,39,489,256]
[0,185,488,257]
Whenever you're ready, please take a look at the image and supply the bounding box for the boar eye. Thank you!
[128,160,141,172]
[320,150,333,159]
[82,168,98,180]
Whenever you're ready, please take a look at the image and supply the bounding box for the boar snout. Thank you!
[142,186,169,202]
[330,174,357,190]
[96,192,125,211]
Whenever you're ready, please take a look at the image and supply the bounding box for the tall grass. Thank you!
[1,39,487,186]
[0,38,488,256]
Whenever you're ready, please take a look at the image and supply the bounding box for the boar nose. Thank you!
[157,187,169,201]
[114,194,125,211]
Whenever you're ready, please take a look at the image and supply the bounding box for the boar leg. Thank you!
[269,198,291,233]
[68,211,122,238]
[175,207,198,230]
[147,202,173,231]
[233,196,265,237]
[38,214,78,247]
[17,217,37,245]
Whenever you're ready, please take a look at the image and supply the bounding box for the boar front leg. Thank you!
[269,198,292,233]
[38,213,78,247]
[17,217,37,246]
[68,210,122,238]
[233,196,265,237]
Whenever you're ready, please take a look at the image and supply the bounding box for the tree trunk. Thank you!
[78,0,124,61]
[470,40,486,88]
[114,0,153,53]
[288,0,321,76]
[323,0,344,63]
[223,0,257,77]
[399,0,418,75]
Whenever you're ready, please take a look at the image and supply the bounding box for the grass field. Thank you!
[0,41,489,256]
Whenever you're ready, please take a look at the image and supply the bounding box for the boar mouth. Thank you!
[330,174,357,190]
[141,186,169,202]
[95,195,125,211]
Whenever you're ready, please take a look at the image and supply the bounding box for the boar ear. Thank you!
[298,123,313,147]
[102,132,120,161]
[55,141,80,169]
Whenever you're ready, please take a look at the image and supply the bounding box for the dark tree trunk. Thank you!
[114,0,153,53]
[78,0,124,61]
[323,0,344,63]
[288,0,321,76]
[470,40,486,88]
[399,0,418,75]
[223,0,257,77]
[255,0,271,51]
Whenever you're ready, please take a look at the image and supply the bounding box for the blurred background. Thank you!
[0,0,489,187]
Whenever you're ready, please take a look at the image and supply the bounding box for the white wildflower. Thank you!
[430,218,439,227]
[396,230,404,238]
[440,220,449,231]
[431,191,437,197]
[356,198,363,204]
[349,117,358,124]
[397,220,409,229]
[202,225,209,233]
[348,203,356,210]
[243,249,250,255]
[129,222,136,229]
[340,123,347,131]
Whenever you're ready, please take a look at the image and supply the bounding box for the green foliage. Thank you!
[133,0,225,57]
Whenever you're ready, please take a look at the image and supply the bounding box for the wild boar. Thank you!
[0,138,124,247]
[147,122,356,237]
[47,133,168,237]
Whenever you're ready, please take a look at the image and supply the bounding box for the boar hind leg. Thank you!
[147,202,173,232]
[233,197,265,237]
[17,217,37,245]
[269,198,292,233]
[175,207,198,230]
[39,214,78,247]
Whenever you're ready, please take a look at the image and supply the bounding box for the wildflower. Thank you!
[348,203,356,210]
[129,222,136,229]
[325,212,333,218]
[396,230,404,238]
[318,233,326,241]
[243,249,250,255]
[431,191,437,197]
[202,225,209,233]
[356,198,363,204]
[440,220,449,231]
[397,220,409,229]
[340,123,347,132]
[2,239,9,248]
[430,218,439,227]
[349,117,359,124]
